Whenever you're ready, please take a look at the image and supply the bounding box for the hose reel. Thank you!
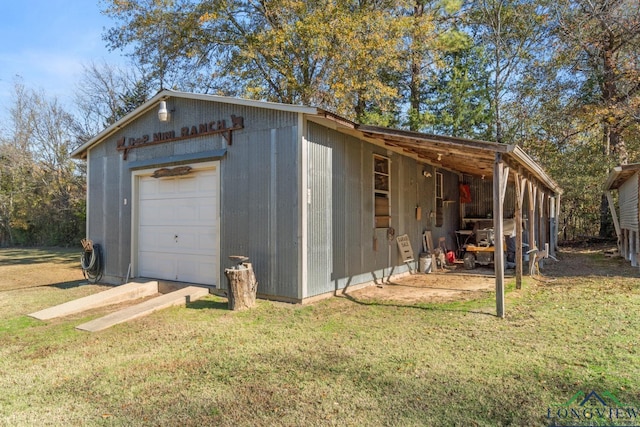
[80,238,103,283]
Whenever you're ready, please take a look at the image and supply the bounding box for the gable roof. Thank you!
[72,89,561,195]
[70,89,318,159]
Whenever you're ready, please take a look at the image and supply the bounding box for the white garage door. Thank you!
[137,164,219,285]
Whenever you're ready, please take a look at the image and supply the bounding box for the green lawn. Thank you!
[0,247,639,426]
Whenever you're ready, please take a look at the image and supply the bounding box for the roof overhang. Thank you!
[71,89,319,159]
[326,124,562,196]
[604,163,640,191]
[72,90,561,196]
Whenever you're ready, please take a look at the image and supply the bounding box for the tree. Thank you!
[401,0,472,131]
[467,0,552,143]
[422,43,493,139]
[552,0,640,236]
[101,0,441,124]
[0,80,36,245]
[553,0,640,165]
[74,61,152,138]
[102,0,201,91]
[0,80,85,246]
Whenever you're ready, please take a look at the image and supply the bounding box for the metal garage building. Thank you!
[72,90,561,313]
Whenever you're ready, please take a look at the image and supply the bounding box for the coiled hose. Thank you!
[81,243,103,283]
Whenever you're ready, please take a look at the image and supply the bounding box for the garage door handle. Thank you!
[174,234,179,242]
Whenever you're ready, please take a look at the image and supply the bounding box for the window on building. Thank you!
[435,171,443,227]
[374,155,390,228]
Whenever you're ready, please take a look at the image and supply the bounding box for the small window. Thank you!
[374,155,390,228]
[435,171,443,227]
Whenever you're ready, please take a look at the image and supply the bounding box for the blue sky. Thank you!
[0,1,126,120]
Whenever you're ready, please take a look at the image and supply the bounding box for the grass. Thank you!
[1,247,639,426]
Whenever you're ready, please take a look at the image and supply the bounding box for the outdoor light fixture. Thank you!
[158,100,169,122]
[423,171,432,178]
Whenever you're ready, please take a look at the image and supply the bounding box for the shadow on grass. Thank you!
[47,280,91,290]
[0,280,101,293]
[186,299,228,311]
[340,291,498,317]
[538,247,640,280]
[0,248,81,266]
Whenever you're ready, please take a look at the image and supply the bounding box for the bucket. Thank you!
[419,253,432,273]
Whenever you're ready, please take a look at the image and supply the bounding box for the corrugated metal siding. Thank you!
[329,131,347,286]
[620,173,639,232]
[306,125,334,298]
[219,113,300,300]
[304,122,441,297]
[398,157,433,260]
[345,137,365,280]
[87,137,132,284]
[463,174,515,219]
[429,169,460,251]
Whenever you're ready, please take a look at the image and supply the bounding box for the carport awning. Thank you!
[359,126,504,177]
[604,163,640,190]
[312,116,562,197]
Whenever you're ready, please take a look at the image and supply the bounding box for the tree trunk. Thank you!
[224,263,258,311]
[406,2,424,132]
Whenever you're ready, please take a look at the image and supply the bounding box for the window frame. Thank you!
[373,154,391,229]
[435,171,444,227]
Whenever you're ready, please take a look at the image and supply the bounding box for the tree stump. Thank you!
[224,262,258,310]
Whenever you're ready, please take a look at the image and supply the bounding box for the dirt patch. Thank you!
[344,242,638,304]
[344,265,497,304]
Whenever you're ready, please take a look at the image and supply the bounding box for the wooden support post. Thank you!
[624,229,629,262]
[494,153,505,318]
[549,196,558,257]
[632,232,638,267]
[224,263,258,310]
[538,190,546,268]
[636,235,640,268]
[527,181,537,274]
[555,194,561,249]
[605,190,622,251]
[514,173,524,289]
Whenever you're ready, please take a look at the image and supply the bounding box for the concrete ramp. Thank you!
[76,286,210,332]
[29,281,159,320]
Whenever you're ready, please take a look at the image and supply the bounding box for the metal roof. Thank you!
[72,90,561,195]
[310,118,562,196]
[71,89,318,159]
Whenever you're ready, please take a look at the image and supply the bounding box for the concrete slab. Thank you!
[76,286,210,332]
[29,281,159,320]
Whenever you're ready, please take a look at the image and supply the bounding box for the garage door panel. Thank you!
[139,252,215,283]
[139,226,176,252]
[196,171,217,192]
[139,252,176,280]
[176,228,217,253]
[177,257,216,284]
[139,226,216,253]
[176,176,199,193]
[197,203,217,224]
[141,175,216,199]
[140,200,216,226]
[176,201,201,223]
[137,165,219,286]
[139,200,178,225]
[139,178,159,198]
